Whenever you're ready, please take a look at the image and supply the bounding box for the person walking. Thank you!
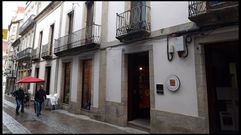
[34,84,46,117]
[12,85,25,115]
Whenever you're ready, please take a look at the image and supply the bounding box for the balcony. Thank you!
[32,47,40,61]
[41,43,52,59]
[19,15,35,35]
[188,1,239,27]
[54,24,101,57]
[116,5,151,42]
[17,47,32,60]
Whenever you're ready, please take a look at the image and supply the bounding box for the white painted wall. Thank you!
[106,2,190,42]
[72,2,85,32]
[151,2,190,31]
[38,61,46,80]
[94,2,102,26]
[61,2,85,37]
[153,38,198,117]
[60,1,103,43]
[35,4,61,53]
[60,2,72,37]
[107,2,125,42]
[106,48,122,103]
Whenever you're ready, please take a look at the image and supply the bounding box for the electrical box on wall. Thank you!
[175,36,185,52]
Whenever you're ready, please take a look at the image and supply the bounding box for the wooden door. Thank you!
[45,67,51,95]
[63,62,71,104]
[81,59,92,110]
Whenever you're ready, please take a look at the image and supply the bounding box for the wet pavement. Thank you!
[2,95,148,134]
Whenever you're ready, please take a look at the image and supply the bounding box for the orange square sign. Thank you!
[170,79,176,86]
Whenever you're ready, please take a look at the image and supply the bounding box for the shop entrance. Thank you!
[128,51,150,123]
[205,41,240,133]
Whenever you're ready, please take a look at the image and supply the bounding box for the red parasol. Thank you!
[17,76,45,83]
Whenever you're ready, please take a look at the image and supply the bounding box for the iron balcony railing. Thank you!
[54,24,101,54]
[17,47,32,60]
[41,43,52,59]
[188,1,239,18]
[19,15,35,35]
[116,5,151,39]
[32,47,40,61]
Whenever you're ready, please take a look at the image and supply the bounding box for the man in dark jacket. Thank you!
[13,85,25,115]
[35,84,46,117]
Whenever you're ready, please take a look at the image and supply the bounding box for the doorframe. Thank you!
[81,59,93,110]
[60,58,73,107]
[77,54,95,111]
[127,51,150,121]
[193,25,239,133]
[122,44,154,125]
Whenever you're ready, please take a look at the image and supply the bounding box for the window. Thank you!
[38,31,43,55]
[67,11,74,34]
[67,11,74,47]
[127,1,147,32]
[85,2,94,43]
[49,24,55,54]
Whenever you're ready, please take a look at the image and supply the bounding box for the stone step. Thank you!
[128,119,150,132]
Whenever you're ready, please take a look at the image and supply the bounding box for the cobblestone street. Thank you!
[2,95,148,134]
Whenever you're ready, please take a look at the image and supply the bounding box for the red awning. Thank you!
[17,76,45,83]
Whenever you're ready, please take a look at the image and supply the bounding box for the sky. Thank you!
[2,1,26,29]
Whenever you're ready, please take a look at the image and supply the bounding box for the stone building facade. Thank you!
[9,1,239,133]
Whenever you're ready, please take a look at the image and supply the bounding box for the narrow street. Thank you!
[2,95,148,134]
